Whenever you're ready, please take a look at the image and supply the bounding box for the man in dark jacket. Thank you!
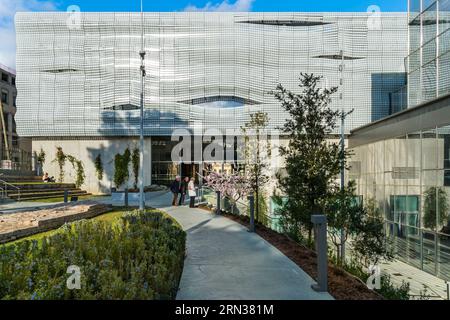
[178,177,189,206]
[170,176,181,206]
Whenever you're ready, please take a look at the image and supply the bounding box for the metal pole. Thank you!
[339,48,346,263]
[216,191,221,214]
[447,282,449,300]
[248,195,255,233]
[311,215,328,293]
[64,190,68,203]
[139,0,146,211]
[340,112,345,261]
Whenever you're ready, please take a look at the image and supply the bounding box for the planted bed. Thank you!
[0,209,186,300]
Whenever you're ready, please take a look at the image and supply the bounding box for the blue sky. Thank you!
[0,0,407,68]
[45,0,407,12]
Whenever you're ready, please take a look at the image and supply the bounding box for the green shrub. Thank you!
[114,148,131,189]
[0,210,186,300]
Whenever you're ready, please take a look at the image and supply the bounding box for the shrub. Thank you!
[114,148,131,189]
[53,147,67,183]
[94,154,104,181]
[0,209,186,300]
[132,147,140,189]
[66,155,86,188]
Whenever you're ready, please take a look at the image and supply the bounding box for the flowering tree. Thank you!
[205,171,251,213]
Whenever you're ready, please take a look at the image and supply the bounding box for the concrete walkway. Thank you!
[147,192,333,300]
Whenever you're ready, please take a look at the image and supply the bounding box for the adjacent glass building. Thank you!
[349,0,450,281]
[408,0,450,106]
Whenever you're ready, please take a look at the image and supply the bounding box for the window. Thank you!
[1,90,8,104]
[13,96,16,107]
[11,77,15,86]
[1,73,8,83]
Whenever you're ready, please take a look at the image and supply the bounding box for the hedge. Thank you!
[0,209,186,300]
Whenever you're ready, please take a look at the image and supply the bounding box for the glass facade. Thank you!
[351,125,450,280]
[408,0,450,107]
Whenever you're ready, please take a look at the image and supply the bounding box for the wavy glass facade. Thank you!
[15,12,408,137]
[408,0,450,107]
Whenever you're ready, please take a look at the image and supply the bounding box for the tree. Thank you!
[241,111,271,223]
[423,187,449,230]
[66,155,86,188]
[53,147,67,183]
[352,199,394,268]
[36,148,46,175]
[272,73,347,245]
[324,181,364,264]
[94,154,104,181]
[114,148,131,189]
[131,147,140,189]
[204,171,251,214]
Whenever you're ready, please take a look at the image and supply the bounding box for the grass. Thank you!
[6,207,133,246]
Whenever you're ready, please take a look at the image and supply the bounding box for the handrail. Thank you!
[0,179,20,201]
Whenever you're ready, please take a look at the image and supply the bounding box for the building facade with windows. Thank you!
[15,12,408,191]
[0,64,31,171]
[349,0,450,281]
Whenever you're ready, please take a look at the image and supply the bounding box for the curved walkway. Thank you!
[147,192,333,300]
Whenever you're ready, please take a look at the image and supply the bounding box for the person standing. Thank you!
[170,176,181,206]
[188,177,196,208]
[178,177,189,206]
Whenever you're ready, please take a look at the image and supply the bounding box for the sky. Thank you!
[0,0,407,68]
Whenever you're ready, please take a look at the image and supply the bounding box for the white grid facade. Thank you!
[15,12,408,137]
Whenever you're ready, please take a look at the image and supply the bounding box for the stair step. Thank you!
[8,190,87,197]
[8,189,83,197]
[4,183,77,190]
[7,187,81,193]
[0,175,42,182]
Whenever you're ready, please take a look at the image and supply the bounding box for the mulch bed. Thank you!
[198,205,382,300]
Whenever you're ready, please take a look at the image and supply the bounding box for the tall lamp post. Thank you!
[139,0,146,211]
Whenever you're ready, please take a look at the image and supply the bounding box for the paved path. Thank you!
[147,192,333,300]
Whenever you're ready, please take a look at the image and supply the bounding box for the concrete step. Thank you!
[8,189,84,198]
[4,183,77,190]
[0,176,42,183]
[14,192,92,201]
[8,187,81,194]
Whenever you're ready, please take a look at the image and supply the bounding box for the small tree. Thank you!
[241,111,271,223]
[66,155,86,188]
[352,203,394,268]
[272,73,347,245]
[94,154,104,181]
[114,148,131,190]
[423,186,449,230]
[205,171,251,214]
[132,147,140,189]
[36,148,46,175]
[324,181,364,264]
[53,147,67,183]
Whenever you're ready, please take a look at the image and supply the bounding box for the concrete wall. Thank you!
[33,138,152,194]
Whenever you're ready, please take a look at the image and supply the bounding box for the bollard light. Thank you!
[311,215,328,293]
[248,195,255,233]
[216,191,221,214]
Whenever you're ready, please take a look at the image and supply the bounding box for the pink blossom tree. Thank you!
[204,171,251,214]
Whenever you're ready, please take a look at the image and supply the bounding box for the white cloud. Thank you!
[185,0,255,12]
[0,0,58,69]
